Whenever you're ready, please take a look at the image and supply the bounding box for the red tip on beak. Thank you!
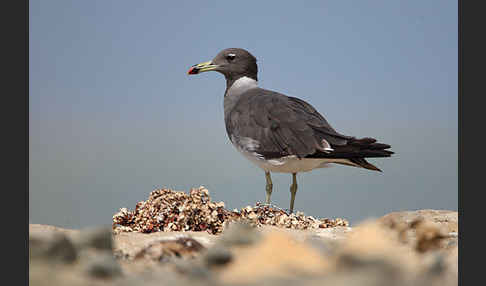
[187,66,197,75]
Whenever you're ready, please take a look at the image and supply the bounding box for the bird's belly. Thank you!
[256,156,335,173]
[237,149,334,173]
[229,135,352,173]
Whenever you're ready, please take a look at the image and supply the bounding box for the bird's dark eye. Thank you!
[226,53,236,61]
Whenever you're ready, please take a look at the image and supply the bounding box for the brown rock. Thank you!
[29,206,459,286]
[379,210,458,233]
[336,220,419,274]
[29,223,80,238]
[218,230,331,283]
[134,237,205,262]
[113,231,215,260]
[378,210,458,253]
[29,231,78,264]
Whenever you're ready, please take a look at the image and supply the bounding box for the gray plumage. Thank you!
[188,48,393,213]
[225,88,349,159]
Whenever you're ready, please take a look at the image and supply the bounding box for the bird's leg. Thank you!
[289,173,298,213]
[265,171,273,204]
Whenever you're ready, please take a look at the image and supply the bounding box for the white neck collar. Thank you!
[227,76,258,97]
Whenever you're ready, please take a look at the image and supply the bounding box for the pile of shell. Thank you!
[235,203,349,230]
[113,186,348,235]
[113,187,232,234]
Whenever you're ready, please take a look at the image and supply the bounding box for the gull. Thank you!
[188,48,393,213]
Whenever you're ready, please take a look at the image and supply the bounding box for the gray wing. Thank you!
[225,88,352,159]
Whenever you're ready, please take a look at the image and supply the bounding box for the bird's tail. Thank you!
[348,157,383,172]
[308,137,394,172]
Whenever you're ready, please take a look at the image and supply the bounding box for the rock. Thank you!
[379,210,458,233]
[378,210,458,252]
[28,207,458,286]
[114,231,215,259]
[83,252,123,279]
[218,221,261,247]
[412,219,452,253]
[134,236,205,262]
[29,223,79,237]
[218,230,331,284]
[303,235,338,256]
[203,246,233,266]
[424,252,449,276]
[172,258,213,281]
[29,231,77,264]
[75,225,113,251]
[335,220,419,275]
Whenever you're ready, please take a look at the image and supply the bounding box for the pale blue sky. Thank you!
[30,0,457,228]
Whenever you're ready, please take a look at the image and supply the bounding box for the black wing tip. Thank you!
[348,137,394,156]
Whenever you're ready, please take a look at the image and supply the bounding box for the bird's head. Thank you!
[187,48,258,81]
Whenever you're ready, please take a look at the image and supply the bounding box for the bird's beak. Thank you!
[187,61,219,75]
